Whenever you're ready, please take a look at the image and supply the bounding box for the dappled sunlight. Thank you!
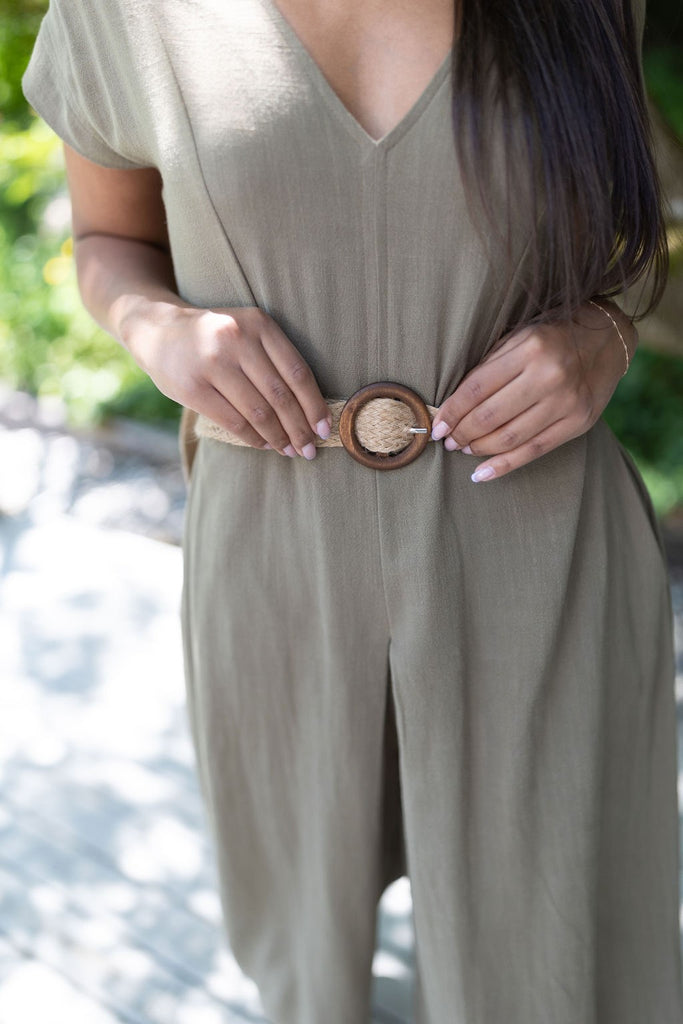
[116,815,204,884]
[379,876,416,951]
[0,500,419,1021]
[0,961,119,1024]
[371,877,416,1020]
[0,407,187,544]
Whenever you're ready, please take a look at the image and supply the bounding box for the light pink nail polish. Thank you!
[431,420,450,441]
[443,436,460,451]
[283,444,297,457]
[472,466,496,482]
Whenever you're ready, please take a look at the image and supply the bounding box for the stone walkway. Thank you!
[0,388,681,1024]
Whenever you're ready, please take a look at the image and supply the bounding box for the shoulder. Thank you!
[23,0,161,168]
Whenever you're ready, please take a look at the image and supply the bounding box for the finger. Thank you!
[445,372,543,449]
[212,366,308,456]
[464,417,578,483]
[193,382,279,451]
[449,400,547,456]
[234,344,322,457]
[431,359,524,440]
[259,320,332,439]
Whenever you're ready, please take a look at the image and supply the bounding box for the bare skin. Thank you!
[65,0,637,476]
[268,0,456,140]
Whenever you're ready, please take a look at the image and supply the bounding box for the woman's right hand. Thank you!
[61,145,331,459]
[129,301,333,459]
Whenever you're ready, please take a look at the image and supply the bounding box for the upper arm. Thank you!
[64,143,170,252]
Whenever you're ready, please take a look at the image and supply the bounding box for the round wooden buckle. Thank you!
[338,381,432,470]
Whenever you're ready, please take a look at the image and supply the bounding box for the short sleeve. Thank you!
[21,0,153,169]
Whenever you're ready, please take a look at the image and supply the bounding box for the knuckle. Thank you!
[215,316,242,346]
[266,378,294,407]
[225,414,248,435]
[544,361,567,388]
[288,359,312,385]
[463,378,483,402]
[249,403,274,427]
[500,428,518,449]
[529,438,547,457]
[473,403,496,428]
[525,332,544,357]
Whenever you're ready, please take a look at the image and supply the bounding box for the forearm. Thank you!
[73,233,191,371]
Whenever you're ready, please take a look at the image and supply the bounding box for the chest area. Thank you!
[264,0,455,141]
[151,0,459,200]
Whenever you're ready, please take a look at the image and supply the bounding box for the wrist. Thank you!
[585,297,637,376]
[114,291,191,373]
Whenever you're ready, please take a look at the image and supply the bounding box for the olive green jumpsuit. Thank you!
[23,0,683,1021]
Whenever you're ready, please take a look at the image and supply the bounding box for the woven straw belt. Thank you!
[194,396,440,455]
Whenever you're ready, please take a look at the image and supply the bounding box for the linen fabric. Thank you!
[23,2,683,1023]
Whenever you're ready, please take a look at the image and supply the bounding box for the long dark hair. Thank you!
[450,0,669,334]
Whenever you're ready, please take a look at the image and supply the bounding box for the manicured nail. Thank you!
[471,466,496,482]
[443,436,460,451]
[283,444,297,457]
[431,420,450,440]
[302,442,317,460]
[316,418,331,439]
[263,443,272,450]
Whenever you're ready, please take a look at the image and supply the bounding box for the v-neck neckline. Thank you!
[258,0,454,151]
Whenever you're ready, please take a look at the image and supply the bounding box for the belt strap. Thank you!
[194,396,440,454]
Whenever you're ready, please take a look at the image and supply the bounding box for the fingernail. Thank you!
[263,443,272,450]
[431,420,450,440]
[283,444,297,457]
[461,445,473,455]
[316,418,331,439]
[443,436,460,451]
[472,466,496,482]
[302,442,317,460]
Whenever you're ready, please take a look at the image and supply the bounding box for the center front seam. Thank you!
[366,145,397,636]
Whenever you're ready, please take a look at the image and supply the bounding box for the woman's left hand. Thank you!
[430,300,636,482]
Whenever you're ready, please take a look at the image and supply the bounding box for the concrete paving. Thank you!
[0,395,681,1024]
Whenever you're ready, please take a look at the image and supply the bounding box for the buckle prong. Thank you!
[338,381,432,470]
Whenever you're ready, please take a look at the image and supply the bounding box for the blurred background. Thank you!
[0,2,682,1023]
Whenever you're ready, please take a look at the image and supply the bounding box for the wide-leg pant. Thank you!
[179,411,683,1024]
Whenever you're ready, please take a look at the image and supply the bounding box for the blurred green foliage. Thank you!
[0,122,178,428]
[602,348,683,516]
[1,1,682,514]
[643,46,683,140]
[0,0,46,121]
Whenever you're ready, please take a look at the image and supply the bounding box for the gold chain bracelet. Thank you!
[588,299,631,377]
